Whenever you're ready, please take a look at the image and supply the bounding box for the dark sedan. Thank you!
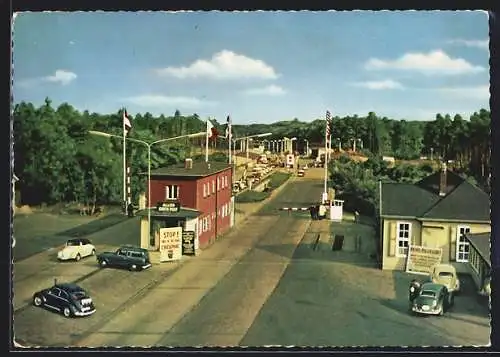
[411,282,453,316]
[32,282,96,318]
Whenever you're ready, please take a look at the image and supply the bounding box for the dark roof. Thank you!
[416,169,464,196]
[56,283,84,292]
[381,169,490,222]
[381,182,440,217]
[465,232,491,267]
[150,161,231,178]
[420,181,490,221]
[136,207,201,219]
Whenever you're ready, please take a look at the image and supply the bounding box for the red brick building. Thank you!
[147,159,234,248]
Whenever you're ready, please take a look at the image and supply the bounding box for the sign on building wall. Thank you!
[159,227,183,262]
[405,245,443,275]
[182,231,196,255]
[157,200,180,213]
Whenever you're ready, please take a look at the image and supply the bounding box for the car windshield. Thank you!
[438,272,454,278]
[71,291,87,299]
[66,240,79,246]
[420,290,436,297]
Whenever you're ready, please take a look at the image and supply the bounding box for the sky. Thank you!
[12,11,490,124]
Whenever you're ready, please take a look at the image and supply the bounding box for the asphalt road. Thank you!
[13,168,490,347]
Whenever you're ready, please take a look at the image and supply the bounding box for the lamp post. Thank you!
[290,137,297,154]
[232,133,272,162]
[89,130,205,248]
[304,139,309,156]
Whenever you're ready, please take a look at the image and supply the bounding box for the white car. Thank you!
[57,238,96,262]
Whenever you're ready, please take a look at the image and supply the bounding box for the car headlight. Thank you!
[432,300,437,307]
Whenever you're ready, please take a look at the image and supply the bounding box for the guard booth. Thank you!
[136,200,201,258]
[329,200,344,221]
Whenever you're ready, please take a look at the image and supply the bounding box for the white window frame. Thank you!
[212,180,216,194]
[222,204,226,217]
[456,225,471,263]
[206,182,210,197]
[203,183,207,198]
[396,221,411,257]
[165,185,179,200]
[225,176,228,188]
[217,177,220,191]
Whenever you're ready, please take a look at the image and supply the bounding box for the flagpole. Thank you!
[205,119,209,162]
[323,111,328,203]
[122,108,127,214]
[228,116,232,165]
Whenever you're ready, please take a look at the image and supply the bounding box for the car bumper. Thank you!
[142,263,152,269]
[412,306,441,315]
[57,255,72,261]
[74,309,96,316]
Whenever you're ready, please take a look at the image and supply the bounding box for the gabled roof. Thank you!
[381,169,490,223]
[381,182,440,217]
[465,232,490,267]
[150,161,231,178]
[420,181,490,221]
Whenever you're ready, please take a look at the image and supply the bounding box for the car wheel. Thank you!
[99,260,107,268]
[129,264,137,271]
[33,295,43,307]
[63,307,72,318]
[75,254,81,262]
[439,304,444,316]
[91,249,96,256]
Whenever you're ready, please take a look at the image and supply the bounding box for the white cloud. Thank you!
[364,50,485,75]
[351,79,404,90]
[436,85,490,100]
[156,50,279,80]
[69,40,75,45]
[447,39,489,50]
[124,95,217,108]
[44,70,77,85]
[243,84,286,96]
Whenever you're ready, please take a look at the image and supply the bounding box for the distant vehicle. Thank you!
[97,245,152,271]
[429,264,460,294]
[32,282,96,318]
[411,282,452,316]
[57,238,96,262]
[297,169,305,177]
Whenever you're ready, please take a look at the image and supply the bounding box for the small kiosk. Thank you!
[136,200,202,258]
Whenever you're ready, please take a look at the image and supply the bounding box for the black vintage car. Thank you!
[411,282,453,316]
[32,282,96,318]
[96,245,152,271]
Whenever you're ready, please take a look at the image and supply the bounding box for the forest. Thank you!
[12,98,490,209]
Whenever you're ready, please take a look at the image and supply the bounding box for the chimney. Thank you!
[439,162,447,197]
[185,158,193,170]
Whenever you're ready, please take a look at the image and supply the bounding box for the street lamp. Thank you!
[88,130,206,247]
[290,137,297,153]
[303,139,309,156]
[232,132,271,161]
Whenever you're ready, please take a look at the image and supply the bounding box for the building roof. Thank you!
[381,169,490,222]
[150,161,231,178]
[136,207,201,219]
[465,232,490,267]
[380,182,440,217]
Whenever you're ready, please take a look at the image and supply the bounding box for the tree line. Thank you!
[12,98,490,208]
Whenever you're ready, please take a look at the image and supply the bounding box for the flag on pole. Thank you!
[123,109,132,136]
[206,119,218,140]
[225,115,232,139]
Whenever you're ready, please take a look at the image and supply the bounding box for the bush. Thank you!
[235,191,269,203]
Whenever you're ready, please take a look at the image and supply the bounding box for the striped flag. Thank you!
[326,110,332,136]
[225,115,232,139]
[123,109,132,136]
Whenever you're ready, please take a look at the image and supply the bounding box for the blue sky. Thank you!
[13,11,489,123]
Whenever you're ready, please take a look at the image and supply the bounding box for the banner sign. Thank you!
[157,200,180,213]
[159,227,182,262]
[405,245,443,275]
[182,231,196,256]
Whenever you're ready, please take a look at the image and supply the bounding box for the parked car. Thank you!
[411,282,453,316]
[97,245,152,271]
[32,282,96,318]
[429,264,460,294]
[57,238,96,262]
[297,169,305,177]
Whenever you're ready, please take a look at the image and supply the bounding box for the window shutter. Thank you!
[388,222,397,257]
[449,226,457,261]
